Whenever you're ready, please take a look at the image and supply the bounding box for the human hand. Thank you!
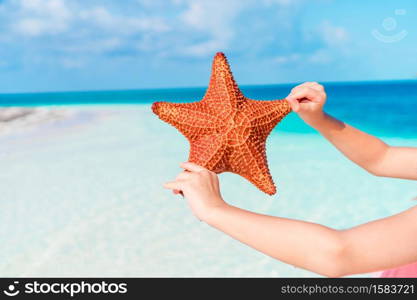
[286,82,327,127]
[163,162,227,222]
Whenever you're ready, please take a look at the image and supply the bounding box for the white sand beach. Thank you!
[0,105,415,277]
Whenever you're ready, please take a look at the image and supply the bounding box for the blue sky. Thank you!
[0,0,416,93]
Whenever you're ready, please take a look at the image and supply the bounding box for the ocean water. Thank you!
[0,81,416,277]
[1,80,417,137]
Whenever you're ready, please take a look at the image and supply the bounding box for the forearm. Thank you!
[340,206,417,274]
[287,82,416,178]
[205,203,417,277]
[309,112,388,175]
[206,204,345,277]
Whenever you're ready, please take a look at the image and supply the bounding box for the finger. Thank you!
[290,85,311,96]
[175,171,191,181]
[163,181,183,190]
[172,189,184,197]
[286,96,300,112]
[305,82,324,92]
[180,162,206,173]
[304,81,320,86]
[288,88,321,103]
[293,82,323,94]
[291,82,316,91]
[290,84,305,94]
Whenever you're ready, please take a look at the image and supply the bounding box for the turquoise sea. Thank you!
[1,80,417,138]
[0,81,416,277]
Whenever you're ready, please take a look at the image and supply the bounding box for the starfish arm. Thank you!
[202,52,245,114]
[244,99,292,138]
[228,140,276,195]
[188,134,228,173]
[152,101,220,141]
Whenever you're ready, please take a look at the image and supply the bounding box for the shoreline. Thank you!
[1,105,416,141]
[0,105,142,138]
[0,107,73,137]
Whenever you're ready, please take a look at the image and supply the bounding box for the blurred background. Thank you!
[0,0,416,93]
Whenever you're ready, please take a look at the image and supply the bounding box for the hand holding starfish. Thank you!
[164,162,226,222]
[285,81,327,127]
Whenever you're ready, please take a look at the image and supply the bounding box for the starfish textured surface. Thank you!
[152,52,291,195]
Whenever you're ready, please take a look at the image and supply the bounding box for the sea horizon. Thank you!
[1,79,416,138]
[1,78,417,97]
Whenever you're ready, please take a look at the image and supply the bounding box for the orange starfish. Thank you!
[152,52,291,195]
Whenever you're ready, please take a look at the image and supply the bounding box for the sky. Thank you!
[0,0,416,93]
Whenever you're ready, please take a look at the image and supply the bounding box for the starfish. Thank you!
[152,52,291,195]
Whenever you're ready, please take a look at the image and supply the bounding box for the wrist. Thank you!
[202,200,230,225]
[301,111,328,129]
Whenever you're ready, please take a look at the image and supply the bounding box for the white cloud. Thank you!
[319,21,348,47]
[273,53,300,64]
[79,7,169,35]
[0,0,350,72]
[5,0,171,58]
[184,40,226,57]
[20,0,71,19]
[273,49,333,66]
[308,49,333,64]
[10,0,169,39]
[62,37,122,54]
[179,0,242,56]
[14,17,68,36]
[3,0,307,59]
[61,58,84,69]
[14,18,45,36]
[79,7,114,27]
[262,0,299,6]
[13,0,72,36]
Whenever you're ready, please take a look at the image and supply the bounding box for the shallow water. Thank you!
[1,80,417,137]
[0,104,415,277]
